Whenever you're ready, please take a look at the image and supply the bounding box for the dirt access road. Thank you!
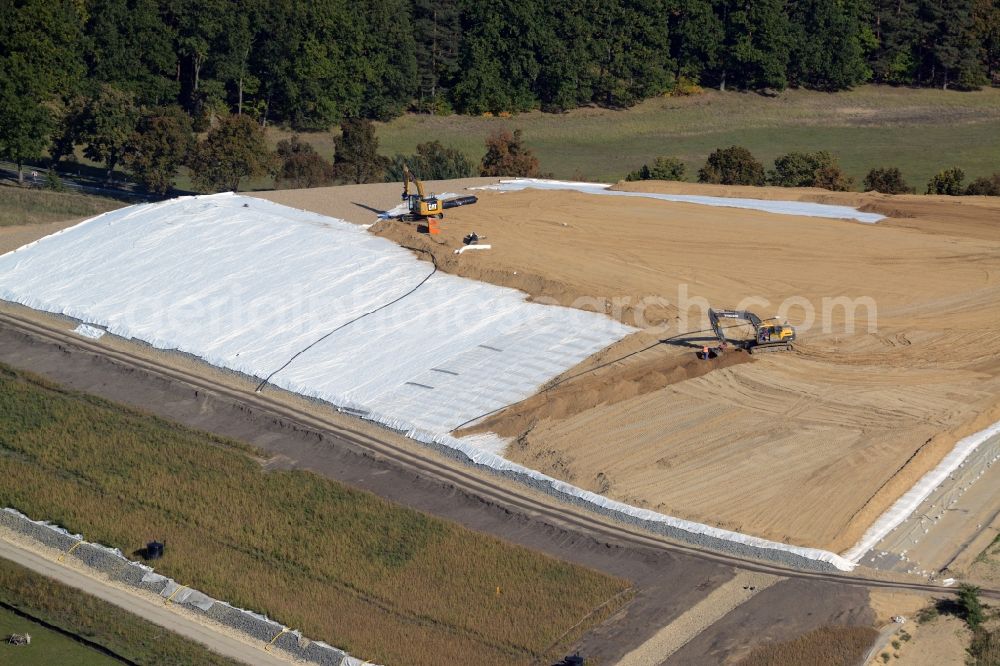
[0,311,892,665]
[0,538,288,665]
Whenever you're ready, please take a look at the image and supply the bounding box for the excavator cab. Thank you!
[758,318,795,343]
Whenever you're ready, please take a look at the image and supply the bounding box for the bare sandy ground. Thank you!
[0,217,88,254]
[358,183,1000,553]
[6,180,1000,556]
[866,590,995,666]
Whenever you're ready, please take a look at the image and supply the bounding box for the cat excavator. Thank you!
[397,164,478,232]
[707,308,796,354]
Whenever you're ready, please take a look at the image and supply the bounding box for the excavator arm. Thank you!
[401,164,427,200]
[709,309,762,343]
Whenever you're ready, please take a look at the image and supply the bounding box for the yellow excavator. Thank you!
[398,164,478,225]
[708,308,796,354]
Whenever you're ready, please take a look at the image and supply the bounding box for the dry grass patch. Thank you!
[0,186,123,227]
[0,364,631,666]
[734,625,879,666]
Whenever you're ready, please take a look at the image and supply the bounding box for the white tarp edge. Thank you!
[73,323,106,339]
[842,418,1000,562]
[474,178,885,223]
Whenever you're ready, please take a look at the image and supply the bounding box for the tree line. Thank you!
[628,146,1000,195]
[2,0,998,142]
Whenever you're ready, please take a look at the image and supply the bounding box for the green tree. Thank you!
[79,84,140,181]
[387,141,474,181]
[164,0,228,115]
[788,0,872,90]
[927,167,966,195]
[714,0,792,90]
[770,151,853,190]
[698,146,765,185]
[957,584,985,630]
[452,0,542,113]
[213,8,259,117]
[357,0,419,120]
[479,128,541,177]
[972,0,1000,84]
[965,173,1000,195]
[0,0,84,183]
[333,118,389,184]
[534,0,596,111]
[864,167,913,194]
[189,114,274,192]
[591,0,674,107]
[627,156,686,181]
[869,0,924,84]
[412,0,462,109]
[930,0,985,89]
[261,2,366,129]
[84,0,179,106]
[123,106,194,195]
[48,95,87,166]
[669,0,724,84]
[274,135,335,189]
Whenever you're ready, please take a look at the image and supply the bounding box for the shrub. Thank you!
[479,128,540,177]
[626,156,686,182]
[864,167,913,194]
[275,135,335,189]
[333,118,390,184]
[957,584,985,631]
[926,167,966,195]
[965,173,1000,196]
[386,141,475,182]
[969,626,1000,665]
[814,163,854,191]
[43,168,66,192]
[698,146,765,186]
[769,151,853,191]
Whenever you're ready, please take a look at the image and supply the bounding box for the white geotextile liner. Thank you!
[0,193,631,434]
[476,179,885,223]
[842,420,1000,563]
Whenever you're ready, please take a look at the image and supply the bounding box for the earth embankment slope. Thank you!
[360,182,1000,552]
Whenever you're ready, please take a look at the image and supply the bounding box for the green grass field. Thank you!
[0,364,630,666]
[368,85,1000,188]
[0,186,123,227]
[0,557,240,665]
[0,606,118,665]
